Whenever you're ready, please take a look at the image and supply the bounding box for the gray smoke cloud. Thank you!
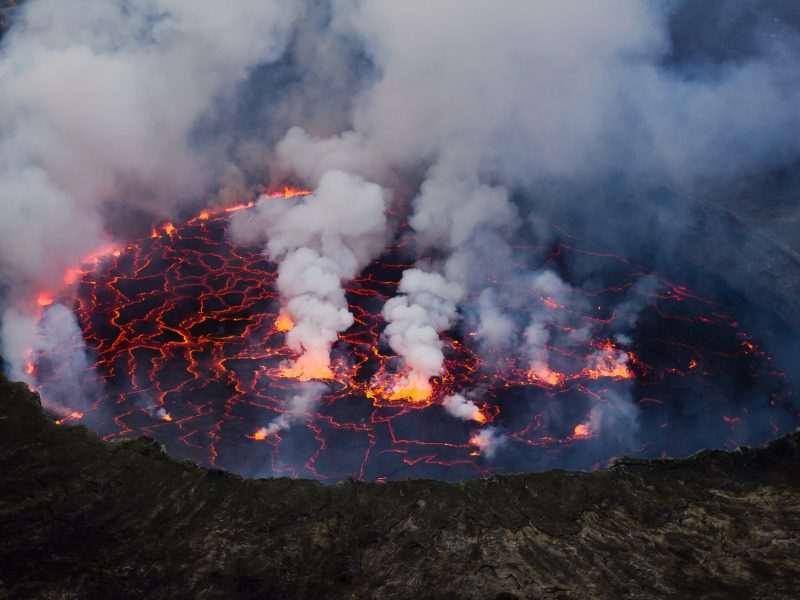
[1,0,798,457]
[0,0,300,404]
[255,381,326,438]
[230,169,388,378]
[273,0,800,449]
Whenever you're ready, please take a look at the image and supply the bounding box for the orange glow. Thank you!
[33,187,787,482]
[63,267,82,285]
[572,423,592,439]
[385,371,433,403]
[62,243,120,285]
[530,366,566,387]
[36,293,54,307]
[583,361,632,380]
[223,201,256,213]
[583,348,633,380]
[280,353,333,381]
[56,411,84,425]
[267,185,312,199]
[275,310,294,332]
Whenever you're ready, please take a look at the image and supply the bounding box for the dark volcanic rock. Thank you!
[1,377,799,599]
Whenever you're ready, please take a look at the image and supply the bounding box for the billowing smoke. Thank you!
[0,0,301,409]
[2,303,96,417]
[254,382,326,438]
[443,393,484,423]
[381,269,464,399]
[470,426,505,459]
[274,0,800,417]
[1,0,799,470]
[230,170,388,378]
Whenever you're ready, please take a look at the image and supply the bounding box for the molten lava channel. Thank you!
[26,193,798,481]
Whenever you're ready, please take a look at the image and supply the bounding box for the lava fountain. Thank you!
[26,191,799,481]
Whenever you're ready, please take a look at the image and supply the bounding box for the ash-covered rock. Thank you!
[0,376,798,599]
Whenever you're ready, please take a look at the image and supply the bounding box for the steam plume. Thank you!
[230,170,388,378]
[1,0,798,462]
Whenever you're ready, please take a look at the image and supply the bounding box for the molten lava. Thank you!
[36,293,54,307]
[274,310,294,333]
[572,423,592,439]
[279,352,334,382]
[27,191,798,481]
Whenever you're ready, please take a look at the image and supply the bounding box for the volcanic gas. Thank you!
[25,191,798,481]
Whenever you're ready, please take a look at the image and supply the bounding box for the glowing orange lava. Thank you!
[572,423,592,439]
[275,310,294,332]
[280,353,334,381]
[529,366,566,387]
[26,191,795,482]
[36,293,54,307]
[267,185,312,199]
[54,411,84,426]
[379,371,433,404]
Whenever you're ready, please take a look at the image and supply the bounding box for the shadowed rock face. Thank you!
[1,376,798,599]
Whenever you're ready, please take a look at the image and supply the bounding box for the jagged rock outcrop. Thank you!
[1,376,798,599]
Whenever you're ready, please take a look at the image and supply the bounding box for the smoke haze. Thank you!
[1,0,799,474]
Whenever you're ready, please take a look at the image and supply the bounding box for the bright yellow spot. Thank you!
[530,366,566,386]
[584,362,632,380]
[280,353,333,381]
[275,310,294,333]
[267,186,313,199]
[573,423,592,439]
[385,372,432,403]
[36,293,54,307]
[583,349,633,380]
